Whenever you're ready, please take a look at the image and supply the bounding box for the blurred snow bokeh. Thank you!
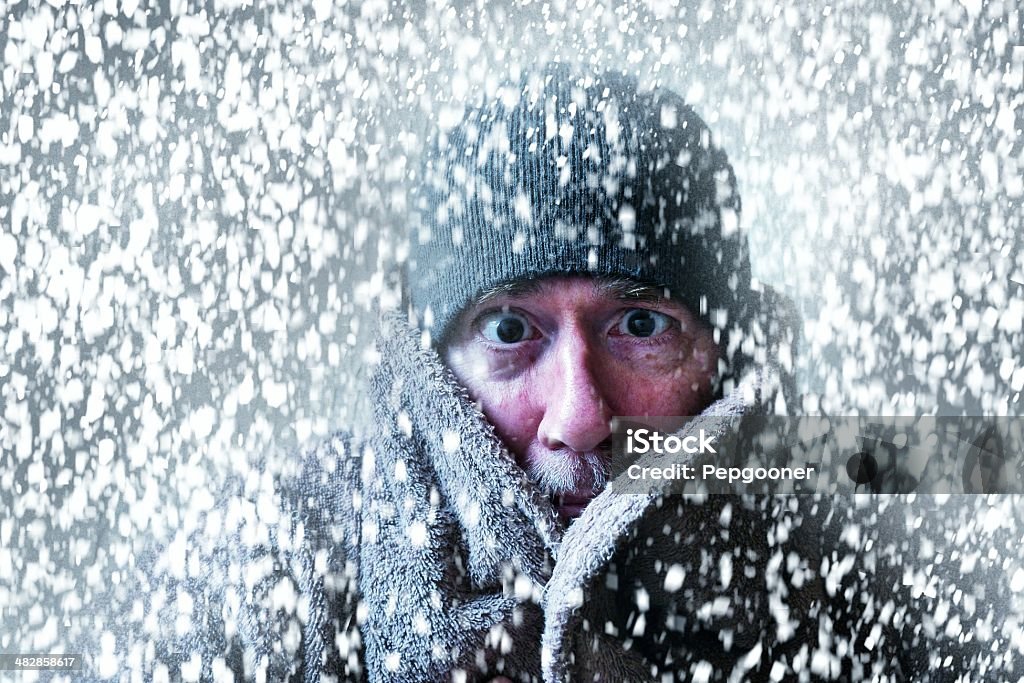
[1,0,1022,676]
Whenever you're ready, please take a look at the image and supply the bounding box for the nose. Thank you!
[536,327,613,453]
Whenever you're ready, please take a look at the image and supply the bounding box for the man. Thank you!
[351,63,817,680]
[120,65,1011,682]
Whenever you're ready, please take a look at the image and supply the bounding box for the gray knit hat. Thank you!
[407,64,753,348]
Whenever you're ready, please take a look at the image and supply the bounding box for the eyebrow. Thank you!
[474,275,673,307]
[595,277,672,304]
[475,278,547,305]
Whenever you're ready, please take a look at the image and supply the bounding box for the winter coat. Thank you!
[91,313,1020,682]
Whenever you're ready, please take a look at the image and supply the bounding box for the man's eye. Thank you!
[617,309,672,338]
[480,312,534,344]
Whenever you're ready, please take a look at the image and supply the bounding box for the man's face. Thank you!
[443,275,721,521]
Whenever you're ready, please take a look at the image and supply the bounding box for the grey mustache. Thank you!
[524,441,613,497]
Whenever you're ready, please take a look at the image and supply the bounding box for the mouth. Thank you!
[552,491,597,520]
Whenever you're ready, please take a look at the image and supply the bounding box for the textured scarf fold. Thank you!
[361,312,562,681]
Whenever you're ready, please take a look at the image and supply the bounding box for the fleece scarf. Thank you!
[360,312,562,680]
[360,312,823,682]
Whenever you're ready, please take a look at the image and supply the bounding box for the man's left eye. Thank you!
[617,309,673,338]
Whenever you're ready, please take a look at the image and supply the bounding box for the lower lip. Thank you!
[558,503,587,519]
[555,493,594,519]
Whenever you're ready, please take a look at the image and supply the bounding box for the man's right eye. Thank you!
[479,312,534,344]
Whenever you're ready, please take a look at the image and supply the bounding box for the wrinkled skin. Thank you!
[443,275,721,520]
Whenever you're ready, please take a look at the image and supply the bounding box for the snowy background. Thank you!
[1,0,1022,673]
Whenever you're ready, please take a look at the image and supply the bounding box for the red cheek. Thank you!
[608,372,714,418]
[478,389,540,456]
